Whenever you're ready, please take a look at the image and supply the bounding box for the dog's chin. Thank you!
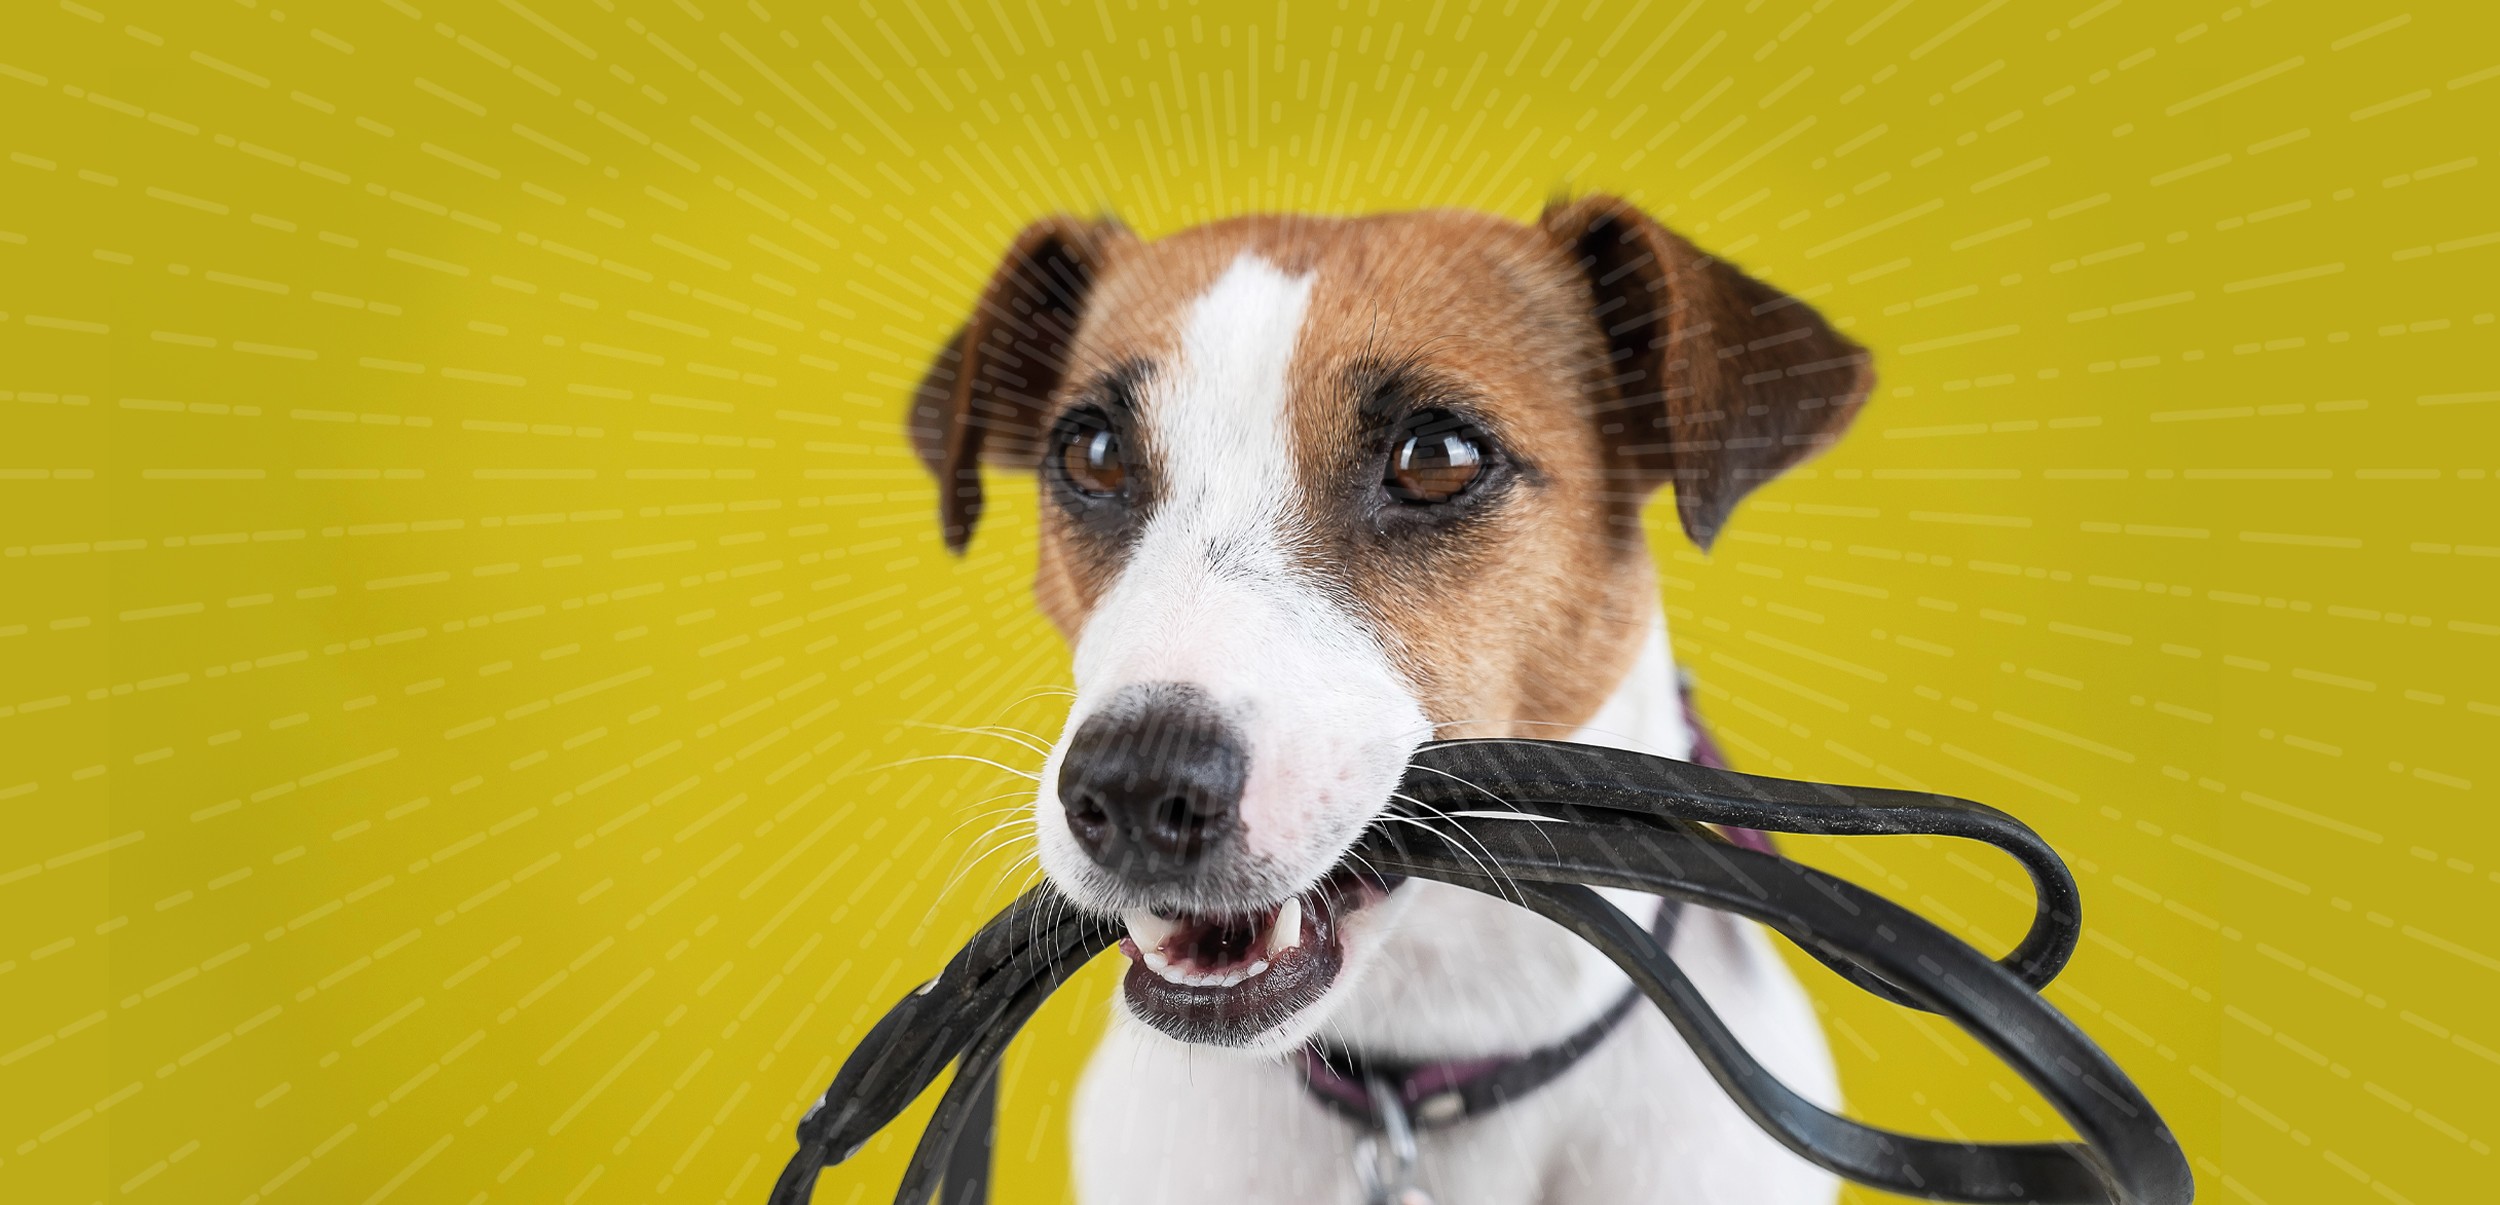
[1103,866,1397,1052]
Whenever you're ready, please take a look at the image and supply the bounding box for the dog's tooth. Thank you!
[1135,940,1186,983]
[1246,959,1270,977]
[1122,909,1179,955]
[1267,898,1303,957]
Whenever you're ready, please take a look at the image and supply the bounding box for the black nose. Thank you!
[1057,683,1247,878]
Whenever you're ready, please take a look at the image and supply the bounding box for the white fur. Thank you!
[1046,254,1838,1202]
[1320,618,1692,1059]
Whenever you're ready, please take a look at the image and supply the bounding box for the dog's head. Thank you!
[908,200,1870,1050]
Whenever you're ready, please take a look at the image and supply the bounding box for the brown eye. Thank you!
[1057,411,1127,498]
[1386,411,1486,504]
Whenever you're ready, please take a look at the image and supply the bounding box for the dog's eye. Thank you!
[1055,409,1128,498]
[1386,410,1487,505]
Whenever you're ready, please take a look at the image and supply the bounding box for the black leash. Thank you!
[771,738,2193,1205]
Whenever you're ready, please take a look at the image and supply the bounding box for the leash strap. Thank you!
[774,738,2190,1205]
[935,1068,995,1205]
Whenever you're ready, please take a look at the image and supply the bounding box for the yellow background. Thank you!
[2,0,2495,1202]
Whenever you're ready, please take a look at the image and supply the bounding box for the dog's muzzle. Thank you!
[1052,680,1399,1046]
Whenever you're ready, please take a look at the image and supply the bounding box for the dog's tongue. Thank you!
[1120,897,1308,989]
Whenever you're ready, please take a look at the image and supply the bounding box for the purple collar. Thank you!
[1294,985,1649,1131]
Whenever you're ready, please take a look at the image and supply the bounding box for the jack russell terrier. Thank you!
[905,195,1873,1204]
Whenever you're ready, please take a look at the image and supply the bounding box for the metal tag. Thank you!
[1354,1076,1437,1205]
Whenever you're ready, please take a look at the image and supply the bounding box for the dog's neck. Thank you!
[1316,603,1688,1060]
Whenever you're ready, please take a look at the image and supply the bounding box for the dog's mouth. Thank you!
[1114,867,1394,1046]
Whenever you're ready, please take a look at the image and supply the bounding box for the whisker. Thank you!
[904,721,1055,758]
[942,813,1043,898]
[969,847,1047,910]
[1387,791,1511,870]
[1374,812,1525,906]
[941,812,1037,848]
[974,722,1054,745]
[1387,713,1689,761]
[1337,844,1388,888]
[873,752,1043,782]
[1410,784,1573,873]
[1402,761,1518,809]
[1400,795,1530,900]
[939,791,1042,839]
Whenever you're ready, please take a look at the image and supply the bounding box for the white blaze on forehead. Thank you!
[1071,250,1323,692]
[1145,251,1316,534]
[1046,250,1427,886]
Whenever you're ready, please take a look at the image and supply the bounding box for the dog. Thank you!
[905,196,1873,1204]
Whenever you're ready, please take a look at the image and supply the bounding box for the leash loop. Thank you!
[770,738,2193,1205]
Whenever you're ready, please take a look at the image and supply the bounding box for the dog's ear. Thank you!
[1540,194,1873,550]
[906,216,1128,554]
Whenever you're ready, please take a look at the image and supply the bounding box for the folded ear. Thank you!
[905,216,1129,554]
[1540,194,1874,550]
